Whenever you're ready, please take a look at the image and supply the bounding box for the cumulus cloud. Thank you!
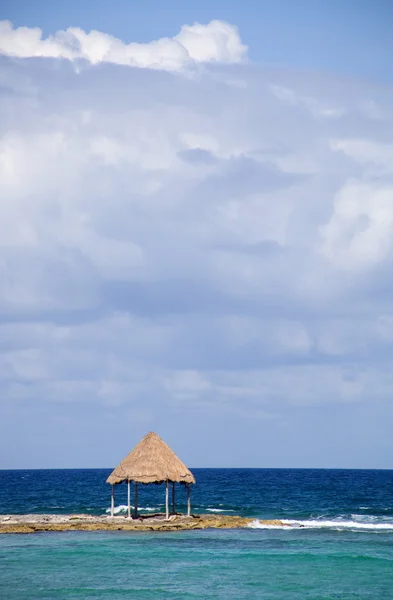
[321,180,393,269]
[0,19,247,70]
[0,21,393,468]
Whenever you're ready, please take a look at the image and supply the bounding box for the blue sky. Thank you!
[0,2,393,469]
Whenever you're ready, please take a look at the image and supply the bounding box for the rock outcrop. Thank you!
[0,513,287,534]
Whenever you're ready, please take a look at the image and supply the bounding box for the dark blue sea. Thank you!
[1,468,393,599]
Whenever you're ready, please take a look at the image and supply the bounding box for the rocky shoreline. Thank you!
[0,513,286,534]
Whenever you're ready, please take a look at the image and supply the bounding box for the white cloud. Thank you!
[174,20,247,64]
[330,138,393,175]
[320,181,393,269]
[319,136,393,269]
[0,19,247,70]
[270,84,345,119]
[1,21,393,467]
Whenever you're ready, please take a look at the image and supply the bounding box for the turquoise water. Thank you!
[1,529,392,599]
[1,469,393,598]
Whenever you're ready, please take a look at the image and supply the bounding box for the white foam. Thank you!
[206,508,234,513]
[283,518,393,530]
[106,505,159,515]
[248,519,288,530]
[248,518,393,531]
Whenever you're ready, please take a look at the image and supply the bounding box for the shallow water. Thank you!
[1,528,392,599]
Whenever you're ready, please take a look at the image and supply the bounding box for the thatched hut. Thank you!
[106,432,195,519]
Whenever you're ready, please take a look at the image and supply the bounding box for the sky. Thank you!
[0,1,393,469]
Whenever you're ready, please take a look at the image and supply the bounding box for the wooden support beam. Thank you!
[111,484,115,517]
[165,480,169,519]
[127,480,131,519]
[134,482,139,519]
[187,483,191,517]
[172,481,175,515]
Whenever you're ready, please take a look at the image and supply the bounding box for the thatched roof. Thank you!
[106,432,196,485]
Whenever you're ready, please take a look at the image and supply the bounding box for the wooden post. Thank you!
[134,482,139,518]
[111,484,115,517]
[172,481,175,515]
[165,480,169,519]
[187,483,191,517]
[127,480,131,519]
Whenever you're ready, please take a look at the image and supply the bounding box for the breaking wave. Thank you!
[249,516,393,531]
[248,520,286,530]
[106,505,159,515]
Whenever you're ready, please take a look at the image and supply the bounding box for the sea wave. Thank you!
[106,505,159,515]
[248,520,286,530]
[206,508,234,513]
[248,518,393,531]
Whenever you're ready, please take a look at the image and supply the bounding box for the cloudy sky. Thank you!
[1,1,393,469]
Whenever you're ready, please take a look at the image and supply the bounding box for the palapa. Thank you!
[106,432,195,519]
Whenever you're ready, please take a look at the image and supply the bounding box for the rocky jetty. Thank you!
[0,513,286,534]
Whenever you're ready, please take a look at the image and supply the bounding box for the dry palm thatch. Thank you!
[106,432,196,485]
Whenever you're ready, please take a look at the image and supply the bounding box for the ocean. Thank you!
[1,468,393,599]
